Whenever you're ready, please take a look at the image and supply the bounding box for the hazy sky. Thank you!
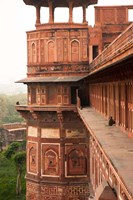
[0,0,132,84]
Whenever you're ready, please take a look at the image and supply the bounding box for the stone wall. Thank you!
[0,123,26,149]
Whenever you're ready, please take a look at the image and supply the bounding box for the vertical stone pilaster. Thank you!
[37,126,41,177]
[52,6,55,22]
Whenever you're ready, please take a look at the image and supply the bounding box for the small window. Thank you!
[31,43,36,63]
[40,86,46,94]
[71,87,78,104]
[93,45,98,59]
[57,86,62,95]
[63,87,69,94]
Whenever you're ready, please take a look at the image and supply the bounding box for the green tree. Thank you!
[3,142,26,195]
[3,142,20,159]
[13,152,26,195]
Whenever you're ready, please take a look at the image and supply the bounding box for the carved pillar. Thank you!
[48,0,54,23]
[36,5,41,25]
[52,6,55,22]
[68,1,74,23]
[82,4,87,23]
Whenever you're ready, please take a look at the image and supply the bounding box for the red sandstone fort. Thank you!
[16,0,133,199]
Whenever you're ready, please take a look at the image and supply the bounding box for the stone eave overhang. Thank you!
[16,75,88,83]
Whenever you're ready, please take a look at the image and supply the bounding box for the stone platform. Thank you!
[78,107,133,198]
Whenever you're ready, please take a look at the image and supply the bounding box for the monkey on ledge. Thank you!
[108,116,115,126]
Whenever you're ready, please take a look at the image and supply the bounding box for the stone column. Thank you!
[36,5,41,25]
[82,4,87,23]
[52,6,55,22]
[68,1,73,23]
[48,0,54,23]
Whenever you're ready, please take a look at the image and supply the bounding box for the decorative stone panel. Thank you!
[27,141,38,174]
[41,144,60,176]
[28,126,38,137]
[65,144,88,177]
[41,128,60,138]
[27,29,89,66]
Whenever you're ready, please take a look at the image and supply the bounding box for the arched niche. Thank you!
[29,146,37,173]
[67,148,87,176]
[47,40,55,62]
[31,42,36,63]
[71,40,80,62]
[43,149,59,175]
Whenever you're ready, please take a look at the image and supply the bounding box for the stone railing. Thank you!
[89,22,133,73]
[89,135,133,200]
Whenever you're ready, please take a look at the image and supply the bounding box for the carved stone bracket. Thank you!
[17,110,29,121]
[57,111,63,123]
[30,110,39,120]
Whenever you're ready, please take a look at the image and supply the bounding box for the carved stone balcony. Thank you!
[89,23,133,75]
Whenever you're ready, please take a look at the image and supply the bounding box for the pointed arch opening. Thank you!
[31,42,36,63]
[29,146,37,173]
[71,40,80,62]
[47,40,55,62]
[44,149,59,175]
[67,148,87,176]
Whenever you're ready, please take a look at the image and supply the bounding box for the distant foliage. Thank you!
[13,151,26,167]
[3,142,20,159]
[0,152,26,200]
[0,94,27,125]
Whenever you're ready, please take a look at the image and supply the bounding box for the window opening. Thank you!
[93,45,98,59]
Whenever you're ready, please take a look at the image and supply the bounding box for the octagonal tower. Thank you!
[17,0,98,199]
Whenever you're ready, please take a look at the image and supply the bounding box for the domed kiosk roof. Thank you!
[23,0,98,7]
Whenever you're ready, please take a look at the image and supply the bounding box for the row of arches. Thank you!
[30,39,80,63]
[28,146,87,176]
